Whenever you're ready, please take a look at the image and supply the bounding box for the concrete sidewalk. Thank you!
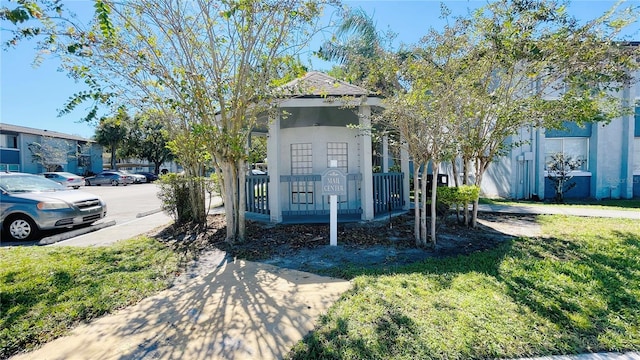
[518,353,640,360]
[478,203,640,219]
[10,250,351,360]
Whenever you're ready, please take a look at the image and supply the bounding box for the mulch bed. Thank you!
[156,212,531,274]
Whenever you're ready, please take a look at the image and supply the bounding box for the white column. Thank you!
[267,113,282,223]
[400,137,410,210]
[359,104,374,220]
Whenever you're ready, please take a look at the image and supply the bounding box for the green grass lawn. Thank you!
[480,197,640,210]
[288,216,640,360]
[0,237,179,359]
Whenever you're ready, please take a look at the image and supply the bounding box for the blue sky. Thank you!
[1,0,638,139]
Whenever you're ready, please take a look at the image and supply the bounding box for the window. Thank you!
[291,143,313,204]
[0,134,18,149]
[327,142,348,173]
[545,137,589,171]
[291,143,312,175]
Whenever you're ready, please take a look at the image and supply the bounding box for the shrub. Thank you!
[437,185,480,208]
[436,185,480,222]
[157,173,207,224]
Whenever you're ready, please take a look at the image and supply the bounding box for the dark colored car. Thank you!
[135,172,159,182]
[85,171,134,186]
[0,172,107,241]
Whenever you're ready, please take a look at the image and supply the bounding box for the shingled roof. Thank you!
[0,123,93,142]
[280,71,375,97]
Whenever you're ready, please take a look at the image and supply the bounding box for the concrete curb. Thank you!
[37,220,117,246]
[136,208,163,218]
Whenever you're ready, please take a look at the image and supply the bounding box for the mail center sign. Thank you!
[321,168,347,196]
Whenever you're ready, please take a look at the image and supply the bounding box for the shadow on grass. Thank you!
[0,242,178,359]
[288,223,640,359]
[499,229,640,354]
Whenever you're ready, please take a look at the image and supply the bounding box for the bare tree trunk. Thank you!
[221,163,237,242]
[451,158,460,187]
[188,177,206,224]
[463,157,470,226]
[471,160,485,228]
[238,159,246,242]
[413,165,421,247]
[451,158,460,222]
[420,166,428,248]
[430,162,440,246]
[110,144,117,170]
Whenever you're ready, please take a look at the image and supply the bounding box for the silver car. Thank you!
[0,172,107,241]
[42,172,85,189]
[119,170,147,184]
[84,171,134,186]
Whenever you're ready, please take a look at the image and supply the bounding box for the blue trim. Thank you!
[546,121,592,138]
[0,149,20,164]
[544,175,591,199]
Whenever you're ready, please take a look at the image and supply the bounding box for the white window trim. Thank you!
[544,170,592,177]
[544,137,590,172]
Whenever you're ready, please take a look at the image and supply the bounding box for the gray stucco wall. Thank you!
[278,125,362,210]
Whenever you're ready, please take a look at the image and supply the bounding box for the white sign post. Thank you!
[322,160,346,246]
[330,192,337,246]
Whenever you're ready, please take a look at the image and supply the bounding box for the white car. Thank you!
[42,172,85,189]
[119,170,148,184]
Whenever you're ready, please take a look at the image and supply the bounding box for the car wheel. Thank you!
[73,186,80,189]
[4,215,38,241]
[111,179,119,186]
[85,180,91,186]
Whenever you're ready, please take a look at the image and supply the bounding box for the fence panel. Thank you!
[245,175,269,215]
[373,172,404,216]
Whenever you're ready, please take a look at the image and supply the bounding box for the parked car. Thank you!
[0,172,107,241]
[135,172,159,182]
[119,170,147,184]
[84,171,134,186]
[250,169,267,175]
[42,172,84,189]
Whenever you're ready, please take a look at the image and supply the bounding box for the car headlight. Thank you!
[37,201,71,210]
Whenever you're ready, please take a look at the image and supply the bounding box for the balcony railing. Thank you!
[245,172,405,221]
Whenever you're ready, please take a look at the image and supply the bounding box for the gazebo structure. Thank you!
[246,72,410,223]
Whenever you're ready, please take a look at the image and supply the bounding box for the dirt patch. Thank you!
[156,212,541,276]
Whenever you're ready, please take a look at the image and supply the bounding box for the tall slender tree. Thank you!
[94,109,128,170]
[122,111,173,175]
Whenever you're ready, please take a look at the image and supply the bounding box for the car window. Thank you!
[0,175,65,193]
